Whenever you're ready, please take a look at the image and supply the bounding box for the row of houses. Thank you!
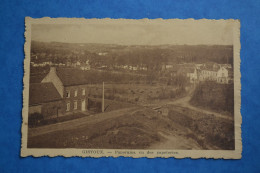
[31,60,91,71]
[30,61,66,67]
[186,63,233,84]
[161,63,233,84]
[66,60,91,71]
[114,65,148,71]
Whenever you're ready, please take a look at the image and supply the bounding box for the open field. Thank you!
[88,97,135,113]
[88,83,187,105]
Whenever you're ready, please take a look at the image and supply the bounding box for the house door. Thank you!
[81,99,86,111]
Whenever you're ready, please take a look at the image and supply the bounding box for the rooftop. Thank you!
[200,63,220,72]
[56,68,90,86]
[29,83,62,106]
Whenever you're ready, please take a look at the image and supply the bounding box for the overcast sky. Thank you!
[31,20,234,45]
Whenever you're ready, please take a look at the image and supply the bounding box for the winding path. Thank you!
[167,96,233,121]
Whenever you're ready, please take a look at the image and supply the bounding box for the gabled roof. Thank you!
[29,83,62,106]
[56,68,90,86]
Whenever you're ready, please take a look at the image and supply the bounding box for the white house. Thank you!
[132,66,138,71]
[199,69,218,81]
[198,63,220,81]
[181,62,233,84]
[187,68,198,83]
[165,64,173,69]
[80,66,90,71]
[76,61,81,66]
[217,67,230,84]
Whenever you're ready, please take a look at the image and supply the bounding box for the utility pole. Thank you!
[102,82,104,113]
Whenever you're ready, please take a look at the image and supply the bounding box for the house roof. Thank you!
[29,83,62,106]
[56,68,90,86]
[200,64,220,72]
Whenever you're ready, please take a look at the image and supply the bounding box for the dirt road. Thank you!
[144,94,233,121]
[167,96,233,121]
[28,106,141,137]
[149,132,202,150]
[146,95,233,149]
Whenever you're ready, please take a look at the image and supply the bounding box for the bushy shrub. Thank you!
[190,81,234,114]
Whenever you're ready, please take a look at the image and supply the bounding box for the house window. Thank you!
[74,89,78,97]
[74,101,77,110]
[66,90,70,98]
[66,102,70,111]
[82,89,86,96]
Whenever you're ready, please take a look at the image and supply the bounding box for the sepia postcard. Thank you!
[21,17,242,159]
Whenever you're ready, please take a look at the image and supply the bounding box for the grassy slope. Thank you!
[167,106,234,150]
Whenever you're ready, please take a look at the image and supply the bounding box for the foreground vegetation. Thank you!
[28,105,234,150]
[190,81,234,115]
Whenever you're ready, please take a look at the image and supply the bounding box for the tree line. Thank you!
[31,41,233,68]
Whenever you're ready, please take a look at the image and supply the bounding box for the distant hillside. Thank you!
[190,81,234,115]
[31,41,233,66]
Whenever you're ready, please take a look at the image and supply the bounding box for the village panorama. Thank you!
[27,41,234,150]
